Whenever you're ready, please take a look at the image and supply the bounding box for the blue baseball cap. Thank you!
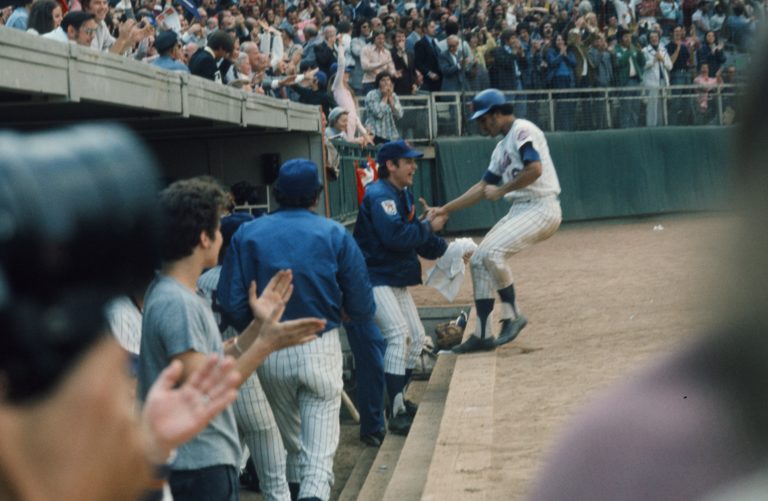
[330,63,354,74]
[376,140,423,165]
[275,159,323,199]
[315,70,328,88]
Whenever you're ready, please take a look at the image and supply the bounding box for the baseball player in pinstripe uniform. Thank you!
[197,212,292,501]
[354,140,448,434]
[432,89,562,354]
[218,159,376,501]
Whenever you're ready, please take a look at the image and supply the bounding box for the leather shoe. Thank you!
[495,315,528,346]
[452,335,496,354]
[388,411,413,435]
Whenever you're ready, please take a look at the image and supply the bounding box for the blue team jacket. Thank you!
[217,208,376,333]
[354,179,447,287]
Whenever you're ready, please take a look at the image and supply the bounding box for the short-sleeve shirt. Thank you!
[137,275,240,471]
[485,118,561,202]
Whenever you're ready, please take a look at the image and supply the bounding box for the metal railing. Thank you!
[355,84,740,140]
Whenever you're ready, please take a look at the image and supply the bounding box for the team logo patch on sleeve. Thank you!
[517,129,530,143]
[381,200,398,216]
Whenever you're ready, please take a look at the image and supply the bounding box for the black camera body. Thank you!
[0,125,162,403]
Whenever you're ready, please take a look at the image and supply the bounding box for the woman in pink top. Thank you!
[693,62,722,124]
[333,45,373,145]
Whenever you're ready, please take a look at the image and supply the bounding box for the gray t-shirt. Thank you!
[138,275,241,471]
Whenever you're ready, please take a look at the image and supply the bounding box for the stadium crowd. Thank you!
[0,0,758,131]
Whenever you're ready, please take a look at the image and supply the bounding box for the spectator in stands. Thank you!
[693,61,721,124]
[291,68,333,115]
[545,33,577,130]
[4,0,33,30]
[391,29,419,95]
[349,19,372,95]
[346,0,376,23]
[697,30,726,77]
[152,31,190,73]
[26,0,62,36]
[466,30,492,91]
[361,29,396,94]
[82,0,151,54]
[181,42,199,66]
[667,25,694,125]
[489,28,526,92]
[364,72,403,143]
[613,27,646,128]
[437,20,473,66]
[691,0,711,39]
[314,25,338,77]
[325,106,369,146]
[588,33,614,128]
[414,19,443,91]
[189,30,235,82]
[333,47,373,142]
[723,4,755,52]
[60,11,98,47]
[642,30,672,126]
[439,35,469,91]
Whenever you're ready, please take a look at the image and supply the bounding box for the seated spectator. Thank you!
[364,71,403,144]
[189,30,235,82]
[4,0,33,30]
[361,29,397,94]
[326,106,369,146]
[26,0,62,35]
[152,31,190,73]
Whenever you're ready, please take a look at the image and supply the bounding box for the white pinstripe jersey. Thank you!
[105,296,142,355]
[487,118,561,202]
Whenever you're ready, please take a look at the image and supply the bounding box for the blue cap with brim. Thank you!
[376,140,423,165]
[275,159,323,199]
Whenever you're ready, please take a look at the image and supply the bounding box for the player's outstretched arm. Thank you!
[438,180,488,215]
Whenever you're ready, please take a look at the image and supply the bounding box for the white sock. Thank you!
[392,392,406,416]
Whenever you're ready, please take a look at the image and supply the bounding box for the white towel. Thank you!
[425,238,478,302]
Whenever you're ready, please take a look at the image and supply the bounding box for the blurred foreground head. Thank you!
[0,125,161,403]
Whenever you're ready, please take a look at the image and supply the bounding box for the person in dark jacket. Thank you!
[353,140,448,436]
[188,30,235,82]
[414,19,443,91]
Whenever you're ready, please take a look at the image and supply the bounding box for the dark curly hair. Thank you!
[159,177,228,262]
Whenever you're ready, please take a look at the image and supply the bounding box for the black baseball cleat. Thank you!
[452,335,496,354]
[496,315,528,346]
[361,429,386,447]
[388,411,413,435]
[404,399,418,417]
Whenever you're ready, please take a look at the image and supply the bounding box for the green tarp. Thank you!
[434,127,733,231]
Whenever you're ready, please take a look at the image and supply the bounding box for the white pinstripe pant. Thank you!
[471,196,562,300]
[257,330,343,501]
[232,374,290,501]
[373,286,425,375]
[220,325,291,501]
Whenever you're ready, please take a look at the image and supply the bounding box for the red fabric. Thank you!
[355,155,379,206]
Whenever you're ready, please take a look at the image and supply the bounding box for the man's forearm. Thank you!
[443,181,486,214]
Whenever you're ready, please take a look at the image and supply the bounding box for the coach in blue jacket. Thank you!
[354,140,448,435]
